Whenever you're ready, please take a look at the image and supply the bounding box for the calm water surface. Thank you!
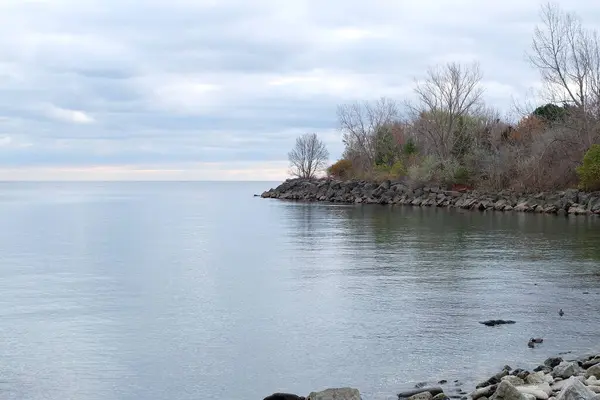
[0,182,599,400]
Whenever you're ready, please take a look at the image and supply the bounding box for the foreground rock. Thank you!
[307,388,361,400]
[261,179,600,216]
[555,377,599,400]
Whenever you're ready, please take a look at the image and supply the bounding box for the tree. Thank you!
[288,133,329,179]
[407,61,485,160]
[337,97,400,170]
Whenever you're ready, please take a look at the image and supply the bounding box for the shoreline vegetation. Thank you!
[284,3,600,194]
[263,350,600,400]
[260,178,600,216]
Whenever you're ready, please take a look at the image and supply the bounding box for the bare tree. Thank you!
[528,2,600,113]
[336,97,400,169]
[407,61,485,160]
[288,133,329,179]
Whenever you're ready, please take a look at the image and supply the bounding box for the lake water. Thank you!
[0,181,599,400]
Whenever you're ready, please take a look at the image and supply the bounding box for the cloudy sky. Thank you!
[0,0,599,181]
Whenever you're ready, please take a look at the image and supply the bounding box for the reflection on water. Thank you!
[0,182,598,400]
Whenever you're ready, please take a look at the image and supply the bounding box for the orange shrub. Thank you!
[327,159,353,179]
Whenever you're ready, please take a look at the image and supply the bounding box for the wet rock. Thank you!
[587,364,600,379]
[264,394,306,400]
[307,388,361,400]
[555,377,597,400]
[478,369,510,388]
[398,388,444,399]
[553,362,582,379]
[433,393,450,400]
[545,358,564,369]
[439,380,448,385]
[535,366,553,374]
[480,320,516,327]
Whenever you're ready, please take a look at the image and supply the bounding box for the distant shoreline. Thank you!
[260,178,600,216]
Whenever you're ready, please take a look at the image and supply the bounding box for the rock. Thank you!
[523,395,538,400]
[503,376,526,386]
[552,376,586,392]
[307,388,361,400]
[433,393,450,400]
[398,388,444,398]
[480,320,516,327]
[439,380,448,385]
[264,394,306,400]
[527,373,548,385]
[545,358,564,369]
[587,364,600,379]
[553,362,582,379]
[534,366,553,374]
[588,387,600,394]
[478,369,510,388]
[555,377,597,400]
[471,385,498,400]
[517,383,552,399]
[587,377,600,386]
[408,392,433,400]
[491,381,530,400]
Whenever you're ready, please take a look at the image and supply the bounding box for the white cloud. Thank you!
[44,105,95,124]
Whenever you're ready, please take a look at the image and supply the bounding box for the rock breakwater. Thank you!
[261,179,600,216]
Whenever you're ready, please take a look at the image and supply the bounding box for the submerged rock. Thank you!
[480,320,516,327]
[264,394,306,400]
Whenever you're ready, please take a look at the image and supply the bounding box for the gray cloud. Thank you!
[0,0,599,178]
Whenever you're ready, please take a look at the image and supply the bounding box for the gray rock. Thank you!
[471,385,498,400]
[307,388,361,400]
[545,358,564,369]
[556,377,597,400]
[552,376,585,392]
[491,381,530,400]
[587,377,600,386]
[432,393,449,400]
[398,388,444,398]
[408,392,433,400]
[517,383,552,399]
[503,376,526,386]
[587,364,600,379]
[588,387,600,394]
[527,372,548,385]
[553,362,582,379]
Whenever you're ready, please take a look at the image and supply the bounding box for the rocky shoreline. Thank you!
[263,351,600,400]
[260,179,600,216]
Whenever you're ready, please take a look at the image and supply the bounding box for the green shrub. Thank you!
[577,144,600,191]
[453,166,471,185]
[327,159,353,179]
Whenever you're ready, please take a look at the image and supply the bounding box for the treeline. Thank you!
[323,3,600,192]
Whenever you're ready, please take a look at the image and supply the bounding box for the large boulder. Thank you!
[553,362,582,379]
[307,388,361,400]
[556,377,597,400]
[491,381,530,400]
[587,364,600,379]
[503,376,526,386]
[527,372,547,385]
